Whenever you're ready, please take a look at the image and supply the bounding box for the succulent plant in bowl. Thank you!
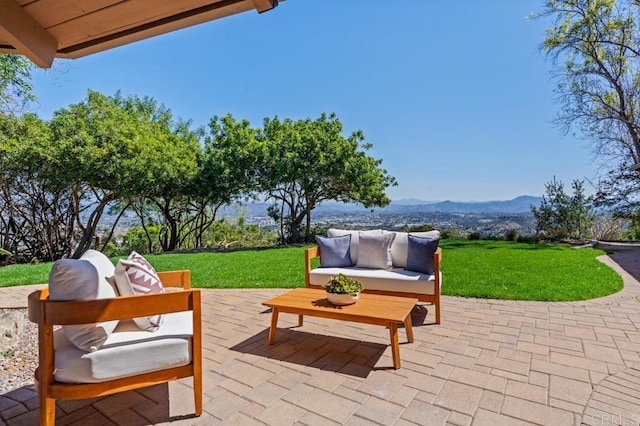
[323,274,362,305]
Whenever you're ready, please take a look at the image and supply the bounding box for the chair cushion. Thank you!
[390,231,440,268]
[406,235,440,274]
[327,229,383,264]
[316,234,352,267]
[114,251,165,331]
[309,267,438,295]
[48,250,118,352]
[53,311,192,383]
[356,232,395,269]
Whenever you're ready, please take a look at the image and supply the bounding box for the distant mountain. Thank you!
[411,195,543,214]
[219,195,543,217]
[392,198,438,206]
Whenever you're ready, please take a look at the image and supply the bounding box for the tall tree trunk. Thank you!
[279,200,285,244]
[100,202,130,251]
[72,198,110,258]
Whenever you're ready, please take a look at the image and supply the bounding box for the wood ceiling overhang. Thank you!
[0,0,279,68]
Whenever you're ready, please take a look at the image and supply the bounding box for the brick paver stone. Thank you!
[401,400,450,425]
[501,396,574,425]
[434,381,482,415]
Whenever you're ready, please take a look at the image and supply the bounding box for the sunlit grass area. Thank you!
[439,240,622,301]
[0,240,623,301]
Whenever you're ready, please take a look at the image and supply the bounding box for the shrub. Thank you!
[504,229,518,241]
[516,234,539,243]
[468,231,481,240]
[531,177,594,240]
[440,228,462,239]
[204,218,276,249]
[589,213,625,240]
[120,224,163,255]
[305,225,329,243]
[405,224,434,232]
[550,228,570,241]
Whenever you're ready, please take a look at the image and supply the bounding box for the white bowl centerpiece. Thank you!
[323,274,363,305]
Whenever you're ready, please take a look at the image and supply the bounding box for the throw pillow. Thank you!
[390,230,441,268]
[48,249,119,352]
[327,228,383,264]
[406,235,440,275]
[316,234,352,267]
[114,251,165,331]
[356,232,396,269]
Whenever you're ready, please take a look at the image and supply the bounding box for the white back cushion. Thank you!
[48,249,118,352]
[328,229,440,268]
[327,229,382,264]
[390,231,441,268]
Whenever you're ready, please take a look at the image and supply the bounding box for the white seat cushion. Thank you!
[309,267,440,295]
[53,311,192,383]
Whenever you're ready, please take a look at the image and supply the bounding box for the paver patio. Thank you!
[1,246,639,425]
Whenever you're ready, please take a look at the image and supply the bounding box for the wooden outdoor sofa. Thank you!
[305,229,442,324]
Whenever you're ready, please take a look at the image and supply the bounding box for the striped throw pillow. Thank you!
[114,251,165,331]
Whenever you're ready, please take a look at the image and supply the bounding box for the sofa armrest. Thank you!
[433,247,442,284]
[305,246,320,286]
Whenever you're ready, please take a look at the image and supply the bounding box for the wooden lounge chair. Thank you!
[27,269,202,425]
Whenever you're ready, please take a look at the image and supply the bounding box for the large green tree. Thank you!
[259,113,397,243]
[0,113,78,261]
[188,115,262,248]
[50,91,199,257]
[131,102,200,252]
[541,0,640,213]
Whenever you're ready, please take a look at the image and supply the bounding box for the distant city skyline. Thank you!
[28,1,598,201]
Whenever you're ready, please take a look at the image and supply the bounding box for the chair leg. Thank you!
[39,393,55,426]
[193,373,202,416]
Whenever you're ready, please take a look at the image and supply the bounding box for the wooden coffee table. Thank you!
[262,288,417,369]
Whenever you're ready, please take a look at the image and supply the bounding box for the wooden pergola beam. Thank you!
[0,0,57,68]
[251,0,278,13]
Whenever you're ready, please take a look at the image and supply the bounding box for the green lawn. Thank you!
[0,240,623,301]
[440,240,622,301]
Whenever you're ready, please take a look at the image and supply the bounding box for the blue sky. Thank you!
[29,0,597,202]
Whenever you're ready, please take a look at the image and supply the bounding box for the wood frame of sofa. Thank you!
[27,270,202,426]
[305,247,442,324]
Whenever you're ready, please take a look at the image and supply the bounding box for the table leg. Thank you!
[298,314,304,327]
[268,308,279,344]
[389,323,400,369]
[404,314,414,343]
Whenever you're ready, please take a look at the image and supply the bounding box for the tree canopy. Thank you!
[258,113,397,242]
[531,177,594,240]
[0,86,397,260]
[541,0,640,214]
[0,54,34,114]
[207,113,397,243]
